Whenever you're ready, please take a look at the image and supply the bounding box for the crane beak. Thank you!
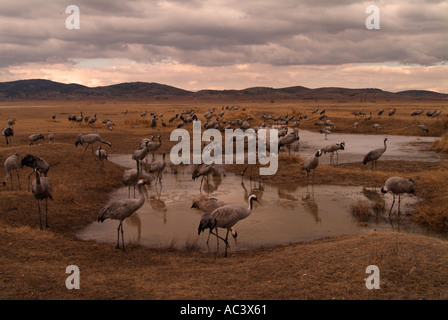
[255,199,263,206]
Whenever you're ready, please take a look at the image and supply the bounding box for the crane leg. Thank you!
[27,170,34,192]
[9,171,13,191]
[206,230,211,245]
[241,165,248,177]
[82,144,89,159]
[16,169,21,191]
[121,223,125,251]
[199,176,204,191]
[210,229,227,250]
[215,227,219,248]
[116,223,121,249]
[389,194,396,227]
[224,229,230,257]
[37,200,42,230]
[45,199,49,228]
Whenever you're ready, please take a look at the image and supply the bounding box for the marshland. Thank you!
[2,98,448,299]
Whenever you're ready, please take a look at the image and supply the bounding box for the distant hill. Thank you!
[0,79,192,100]
[0,79,446,101]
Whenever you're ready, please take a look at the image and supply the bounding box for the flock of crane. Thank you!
[350,106,444,134]
[1,103,435,256]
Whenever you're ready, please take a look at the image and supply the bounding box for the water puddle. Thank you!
[77,153,437,253]
[293,130,445,164]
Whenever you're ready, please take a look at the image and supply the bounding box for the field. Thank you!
[1,98,448,300]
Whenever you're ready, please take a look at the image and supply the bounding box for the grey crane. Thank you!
[426,109,437,117]
[430,107,444,119]
[192,163,215,191]
[388,108,396,116]
[320,127,331,140]
[139,136,154,149]
[372,123,382,130]
[76,112,83,123]
[150,115,157,128]
[75,133,112,159]
[302,149,323,184]
[363,137,388,171]
[322,142,345,165]
[277,127,288,138]
[377,109,385,116]
[2,127,14,146]
[20,154,50,191]
[132,140,150,172]
[7,118,15,128]
[48,133,54,143]
[381,177,415,226]
[411,108,424,117]
[123,168,152,198]
[198,194,260,257]
[31,168,53,230]
[146,135,162,158]
[88,113,97,127]
[353,122,359,131]
[95,146,108,171]
[106,120,115,131]
[177,120,185,128]
[193,195,227,245]
[278,130,299,155]
[417,121,429,134]
[149,152,166,186]
[28,133,45,145]
[2,153,22,191]
[98,179,148,251]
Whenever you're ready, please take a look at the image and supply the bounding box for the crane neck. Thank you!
[35,170,41,185]
[248,197,256,212]
[136,183,146,206]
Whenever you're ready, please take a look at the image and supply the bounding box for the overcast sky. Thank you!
[0,0,447,92]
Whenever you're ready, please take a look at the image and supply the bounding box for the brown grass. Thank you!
[351,200,385,224]
[1,99,448,300]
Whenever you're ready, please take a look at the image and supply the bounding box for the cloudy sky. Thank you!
[0,0,447,92]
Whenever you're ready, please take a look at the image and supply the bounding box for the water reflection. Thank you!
[78,154,437,252]
[301,192,321,224]
[241,180,265,202]
[126,213,142,242]
[149,196,167,216]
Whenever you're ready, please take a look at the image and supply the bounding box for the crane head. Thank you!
[249,194,262,206]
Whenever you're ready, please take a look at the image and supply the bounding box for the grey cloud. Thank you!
[0,0,446,69]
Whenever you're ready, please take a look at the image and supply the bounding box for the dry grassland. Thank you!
[1,98,448,300]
